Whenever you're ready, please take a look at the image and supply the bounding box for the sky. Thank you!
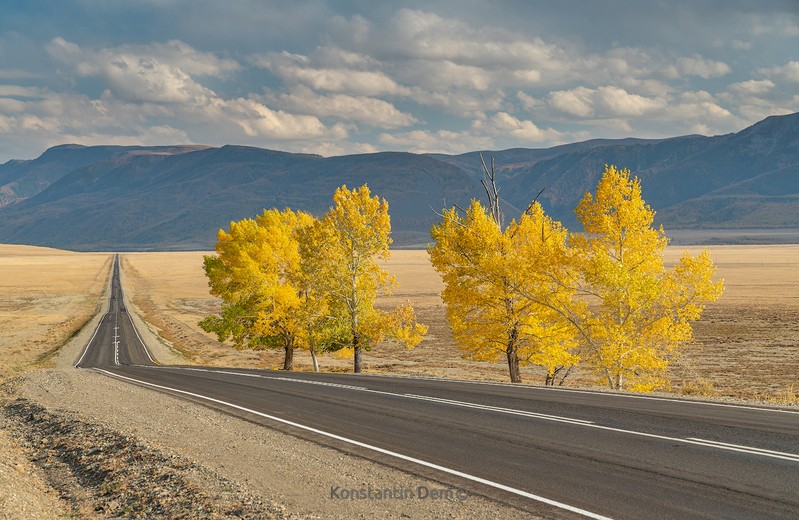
[0,0,798,162]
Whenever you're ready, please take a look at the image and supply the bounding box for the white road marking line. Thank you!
[94,368,613,520]
[360,373,799,415]
[177,368,368,390]
[74,312,108,367]
[148,366,799,464]
[117,254,157,364]
[164,367,590,424]
[113,316,119,366]
[687,438,799,462]
[403,393,594,425]
[125,307,156,363]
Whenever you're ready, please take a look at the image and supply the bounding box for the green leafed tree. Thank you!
[199,208,314,370]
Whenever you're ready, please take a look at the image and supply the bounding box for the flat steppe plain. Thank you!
[0,245,111,378]
[117,245,799,402]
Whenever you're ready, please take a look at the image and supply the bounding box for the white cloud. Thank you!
[266,86,417,128]
[47,37,239,77]
[480,112,564,143]
[675,56,731,79]
[728,79,775,96]
[253,50,411,96]
[548,87,595,117]
[547,86,664,118]
[759,60,799,82]
[45,37,240,105]
[517,91,544,112]
[378,129,493,154]
[224,97,344,140]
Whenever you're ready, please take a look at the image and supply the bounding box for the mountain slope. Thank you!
[0,112,796,250]
[0,147,486,250]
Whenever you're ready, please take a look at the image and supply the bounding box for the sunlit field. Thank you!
[119,245,799,402]
[0,245,111,378]
[0,244,795,399]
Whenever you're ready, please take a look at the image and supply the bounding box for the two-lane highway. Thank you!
[77,255,799,519]
[75,255,155,368]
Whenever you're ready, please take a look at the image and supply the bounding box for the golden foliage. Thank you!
[309,185,427,371]
[573,165,724,391]
[200,208,314,368]
[201,184,426,373]
[429,199,579,383]
[430,164,723,391]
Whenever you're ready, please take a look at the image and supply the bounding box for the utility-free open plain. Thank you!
[113,244,799,402]
[1,243,797,401]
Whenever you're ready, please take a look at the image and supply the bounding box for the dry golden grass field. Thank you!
[0,245,111,378]
[2,243,797,401]
[117,245,799,402]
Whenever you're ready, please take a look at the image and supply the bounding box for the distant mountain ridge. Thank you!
[0,112,797,250]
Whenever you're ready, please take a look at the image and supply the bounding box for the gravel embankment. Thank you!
[2,399,285,519]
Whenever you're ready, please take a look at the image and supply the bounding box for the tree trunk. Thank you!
[354,346,362,373]
[309,344,319,372]
[506,347,521,383]
[283,345,294,371]
[353,334,362,373]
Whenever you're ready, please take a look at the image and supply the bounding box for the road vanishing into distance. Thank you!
[77,255,799,519]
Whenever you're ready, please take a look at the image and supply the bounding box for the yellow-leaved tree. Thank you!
[310,185,427,373]
[430,160,580,383]
[199,208,315,370]
[573,165,724,391]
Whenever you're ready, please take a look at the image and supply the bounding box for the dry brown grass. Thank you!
[119,245,799,401]
[2,243,796,400]
[0,245,111,378]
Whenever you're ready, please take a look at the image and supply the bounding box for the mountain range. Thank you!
[0,112,797,250]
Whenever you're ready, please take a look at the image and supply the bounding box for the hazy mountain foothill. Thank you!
[0,112,797,251]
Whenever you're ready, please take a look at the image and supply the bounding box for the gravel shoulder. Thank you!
[2,267,535,519]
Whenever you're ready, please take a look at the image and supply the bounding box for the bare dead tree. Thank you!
[479,153,503,227]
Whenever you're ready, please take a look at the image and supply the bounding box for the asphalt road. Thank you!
[77,255,799,519]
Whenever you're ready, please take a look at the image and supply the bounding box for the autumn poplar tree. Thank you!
[573,165,724,391]
[430,159,579,383]
[311,184,427,373]
[199,208,314,370]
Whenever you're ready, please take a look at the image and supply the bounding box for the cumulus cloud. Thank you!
[378,129,493,154]
[548,86,664,118]
[759,60,799,82]
[675,56,731,79]
[45,37,237,104]
[265,86,417,128]
[252,50,411,96]
[478,112,564,143]
[41,38,349,142]
[2,4,795,160]
[728,79,775,96]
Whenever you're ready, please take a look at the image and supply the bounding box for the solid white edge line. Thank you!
[93,368,613,520]
[117,254,157,364]
[73,312,108,367]
[145,366,799,464]
[127,310,156,364]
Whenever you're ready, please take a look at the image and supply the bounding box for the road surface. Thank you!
[76,255,799,519]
